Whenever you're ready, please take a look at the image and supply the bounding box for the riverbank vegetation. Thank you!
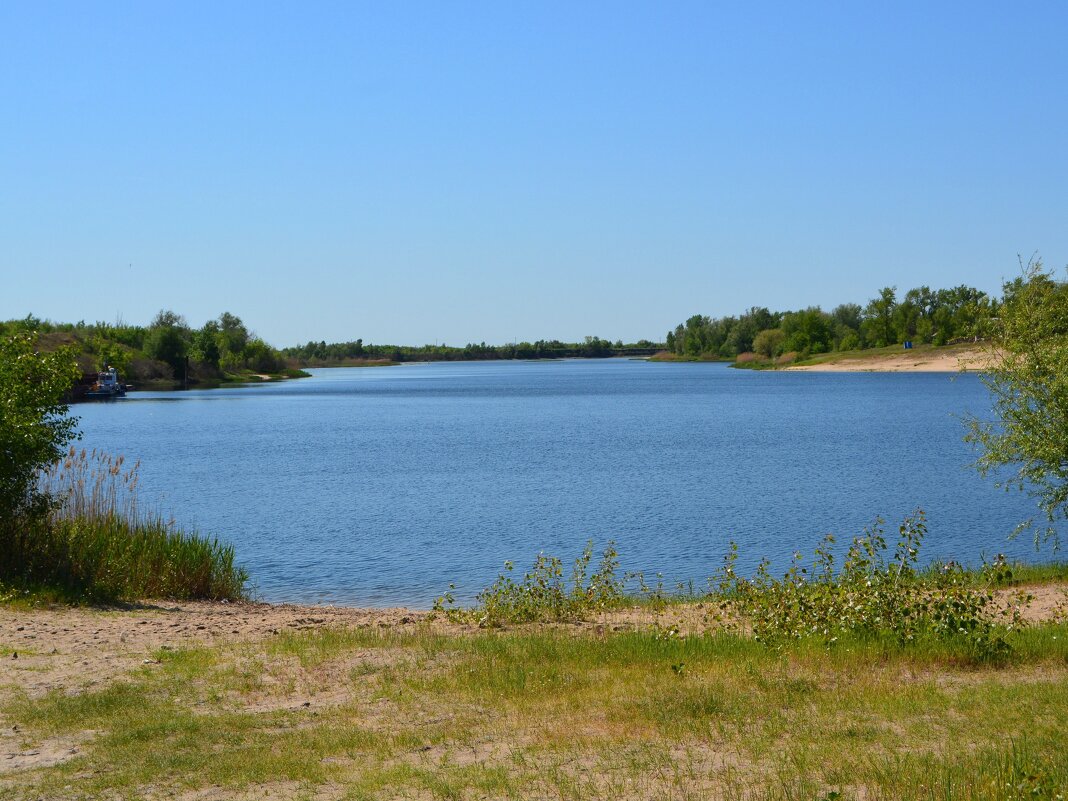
[283,335,663,365]
[663,283,995,364]
[966,260,1068,546]
[433,516,1062,660]
[0,310,306,394]
[1,449,246,603]
[0,332,247,603]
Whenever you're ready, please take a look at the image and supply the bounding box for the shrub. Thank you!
[0,332,79,519]
[435,541,624,626]
[711,510,1029,659]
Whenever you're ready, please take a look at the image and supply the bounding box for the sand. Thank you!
[1,586,1065,781]
[785,347,993,373]
[2,584,1065,700]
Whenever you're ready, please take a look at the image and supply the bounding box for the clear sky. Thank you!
[3,2,1066,347]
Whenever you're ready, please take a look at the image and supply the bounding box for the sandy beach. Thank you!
[3,583,1063,702]
[786,347,993,373]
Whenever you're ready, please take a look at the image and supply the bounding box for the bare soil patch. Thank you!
[0,601,429,698]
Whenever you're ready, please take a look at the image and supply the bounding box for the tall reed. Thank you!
[0,448,247,602]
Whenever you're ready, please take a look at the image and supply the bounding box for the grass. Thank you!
[3,514,1066,797]
[4,623,1068,800]
[0,449,247,603]
[645,350,728,362]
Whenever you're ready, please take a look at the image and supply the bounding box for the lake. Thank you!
[72,360,1061,607]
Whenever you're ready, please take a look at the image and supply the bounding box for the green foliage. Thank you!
[782,307,833,354]
[712,511,1028,659]
[967,258,1068,544]
[190,320,221,369]
[88,332,133,373]
[0,332,80,518]
[753,327,785,358]
[434,541,624,626]
[283,336,662,365]
[863,286,898,347]
[143,309,191,377]
[665,281,994,361]
[2,311,295,389]
[0,448,247,601]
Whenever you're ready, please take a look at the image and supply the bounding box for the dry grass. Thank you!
[2,606,1067,800]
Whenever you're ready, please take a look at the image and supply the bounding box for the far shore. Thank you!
[786,346,994,373]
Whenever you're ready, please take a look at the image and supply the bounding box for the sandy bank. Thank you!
[786,347,993,373]
[2,584,1065,700]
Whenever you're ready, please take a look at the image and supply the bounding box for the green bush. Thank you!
[0,332,79,519]
[711,510,1029,659]
[435,541,624,626]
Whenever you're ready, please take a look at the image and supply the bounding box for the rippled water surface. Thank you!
[73,360,1061,606]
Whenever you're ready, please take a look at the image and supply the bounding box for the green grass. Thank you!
[4,623,1068,800]
[0,512,247,603]
[0,449,247,603]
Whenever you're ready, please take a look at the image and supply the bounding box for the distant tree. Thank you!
[143,310,191,377]
[580,336,612,358]
[863,287,897,347]
[89,333,132,375]
[217,312,249,362]
[243,338,284,373]
[831,303,863,333]
[191,320,221,370]
[753,328,785,359]
[893,291,922,342]
[838,330,861,351]
[729,307,775,354]
[781,308,833,354]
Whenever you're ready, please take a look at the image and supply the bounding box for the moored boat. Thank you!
[85,366,127,398]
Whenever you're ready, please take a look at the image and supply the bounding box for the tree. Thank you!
[965,259,1068,544]
[753,328,785,359]
[143,310,191,378]
[191,320,221,369]
[781,308,833,354]
[0,333,80,519]
[863,287,897,347]
[217,312,250,368]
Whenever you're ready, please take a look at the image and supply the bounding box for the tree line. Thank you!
[665,285,995,361]
[0,311,292,387]
[283,336,663,365]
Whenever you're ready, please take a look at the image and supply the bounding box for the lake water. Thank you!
[73,360,1061,607]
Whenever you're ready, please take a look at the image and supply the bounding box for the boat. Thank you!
[85,366,127,399]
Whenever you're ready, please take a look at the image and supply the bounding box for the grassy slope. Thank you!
[3,615,1067,800]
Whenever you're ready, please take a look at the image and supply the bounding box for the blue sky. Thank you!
[3,1,1066,346]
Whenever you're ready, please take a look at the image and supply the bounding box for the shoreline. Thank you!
[4,583,1065,698]
[4,589,1066,795]
[784,346,993,373]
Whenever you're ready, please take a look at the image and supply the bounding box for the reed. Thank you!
[0,448,246,602]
